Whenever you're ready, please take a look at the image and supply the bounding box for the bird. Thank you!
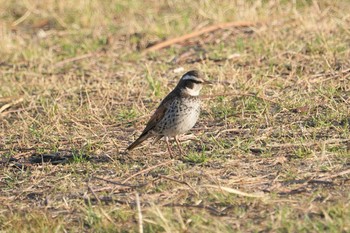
[126,70,211,157]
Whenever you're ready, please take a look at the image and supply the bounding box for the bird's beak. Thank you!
[202,79,213,85]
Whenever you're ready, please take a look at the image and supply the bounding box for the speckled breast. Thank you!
[155,96,201,137]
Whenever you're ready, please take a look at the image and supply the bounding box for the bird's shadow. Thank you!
[2,149,134,169]
[1,145,204,170]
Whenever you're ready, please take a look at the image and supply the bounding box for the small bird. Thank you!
[127,70,211,157]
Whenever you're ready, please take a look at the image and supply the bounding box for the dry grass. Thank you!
[1,0,350,232]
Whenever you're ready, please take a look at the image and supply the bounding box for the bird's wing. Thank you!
[126,89,179,151]
[140,90,177,135]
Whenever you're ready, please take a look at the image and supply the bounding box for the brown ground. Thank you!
[1,0,349,232]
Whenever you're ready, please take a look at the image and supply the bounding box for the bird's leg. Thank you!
[165,136,174,158]
[175,135,184,157]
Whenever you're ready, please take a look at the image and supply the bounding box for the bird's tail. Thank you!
[126,132,150,151]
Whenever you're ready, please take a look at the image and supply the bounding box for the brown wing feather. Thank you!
[126,89,178,150]
[141,89,177,134]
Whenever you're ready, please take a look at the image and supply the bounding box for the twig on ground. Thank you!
[11,10,31,27]
[93,176,148,188]
[144,21,257,53]
[201,92,279,104]
[88,182,101,204]
[0,147,40,152]
[319,168,350,180]
[213,128,250,139]
[163,203,227,216]
[54,52,100,67]
[135,192,143,233]
[122,160,174,184]
[159,175,199,196]
[267,138,350,149]
[202,184,266,198]
[0,97,24,114]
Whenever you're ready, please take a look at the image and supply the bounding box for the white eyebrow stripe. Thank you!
[182,75,196,80]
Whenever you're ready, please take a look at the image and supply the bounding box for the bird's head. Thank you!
[177,70,211,96]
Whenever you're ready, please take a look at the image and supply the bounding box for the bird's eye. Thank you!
[185,80,195,89]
